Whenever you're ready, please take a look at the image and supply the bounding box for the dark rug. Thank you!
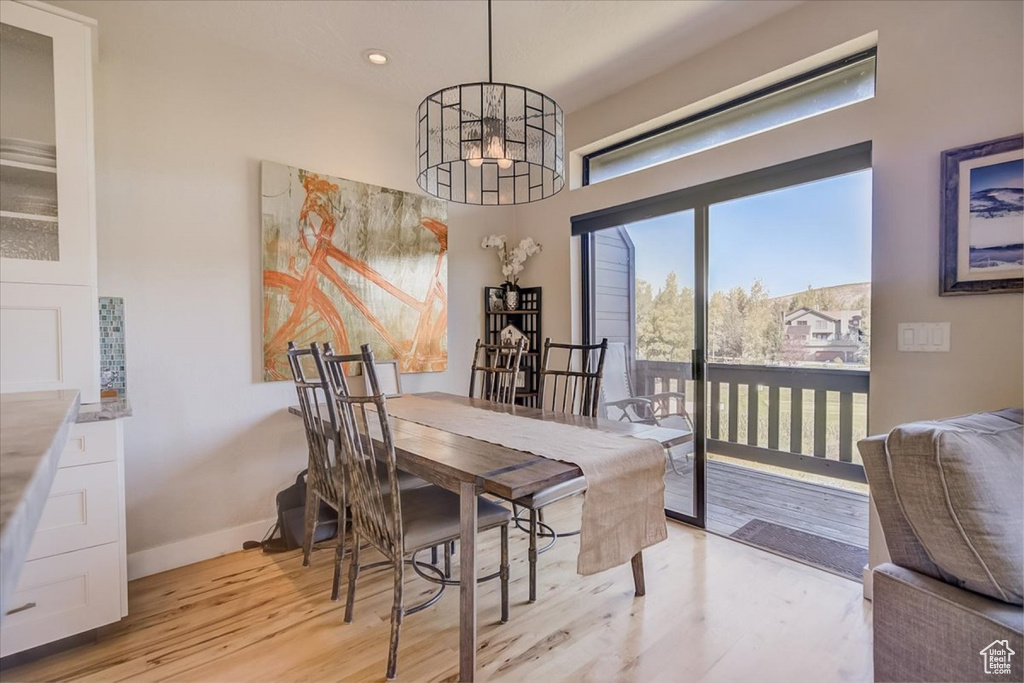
[730,518,867,581]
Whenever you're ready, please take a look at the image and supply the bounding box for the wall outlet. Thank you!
[897,322,950,352]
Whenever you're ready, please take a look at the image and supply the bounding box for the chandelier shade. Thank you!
[415,0,564,205]
[417,83,564,205]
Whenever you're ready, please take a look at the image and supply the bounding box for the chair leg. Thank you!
[444,542,452,579]
[330,505,346,601]
[431,546,438,565]
[386,558,404,680]
[528,509,538,603]
[344,532,360,624]
[500,524,510,623]
[302,489,320,567]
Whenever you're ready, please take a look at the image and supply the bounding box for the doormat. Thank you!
[730,518,867,582]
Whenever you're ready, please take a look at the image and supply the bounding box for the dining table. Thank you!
[288,391,692,682]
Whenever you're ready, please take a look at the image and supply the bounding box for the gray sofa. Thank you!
[859,408,1023,683]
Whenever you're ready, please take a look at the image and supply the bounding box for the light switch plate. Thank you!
[898,322,950,352]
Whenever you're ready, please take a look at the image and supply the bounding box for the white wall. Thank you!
[512,0,1023,585]
[57,1,510,574]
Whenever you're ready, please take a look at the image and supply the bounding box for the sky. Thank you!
[970,159,1023,192]
[624,169,872,297]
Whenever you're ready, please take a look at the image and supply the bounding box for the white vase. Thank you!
[504,287,519,311]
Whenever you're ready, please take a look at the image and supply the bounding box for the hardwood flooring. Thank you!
[2,499,872,682]
[664,459,869,547]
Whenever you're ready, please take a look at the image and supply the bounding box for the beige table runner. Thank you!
[384,395,668,575]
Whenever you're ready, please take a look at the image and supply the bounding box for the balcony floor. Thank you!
[664,457,869,553]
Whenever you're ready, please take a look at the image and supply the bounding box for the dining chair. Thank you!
[514,337,608,602]
[286,342,427,587]
[321,344,512,681]
[468,337,527,404]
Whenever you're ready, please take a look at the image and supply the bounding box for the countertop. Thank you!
[0,389,81,620]
[77,395,132,423]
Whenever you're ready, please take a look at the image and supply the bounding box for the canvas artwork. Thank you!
[262,161,448,380]
[940,135,1024,295]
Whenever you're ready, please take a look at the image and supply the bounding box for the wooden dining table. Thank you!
[288,391,692,682]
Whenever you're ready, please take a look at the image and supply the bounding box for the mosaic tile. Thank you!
[98,296,126,395]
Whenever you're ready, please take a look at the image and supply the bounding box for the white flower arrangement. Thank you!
[481,234,542,286]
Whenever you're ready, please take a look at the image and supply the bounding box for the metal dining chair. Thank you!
[513,338,608,602]
[286,342,427,589]
[468,337,527,404]
[320,344,512,681]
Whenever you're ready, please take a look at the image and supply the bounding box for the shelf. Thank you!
[0,210,58,223]
[486,309,538,315]
[0,158,57,174]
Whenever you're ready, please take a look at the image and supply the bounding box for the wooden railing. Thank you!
[633,360,869,482]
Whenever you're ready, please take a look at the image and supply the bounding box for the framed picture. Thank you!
[940,135,1023,295]
[486,287,505,312]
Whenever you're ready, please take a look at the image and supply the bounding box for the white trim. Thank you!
[127,517,276,581]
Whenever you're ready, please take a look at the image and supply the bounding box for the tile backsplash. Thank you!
[99,296,126,396]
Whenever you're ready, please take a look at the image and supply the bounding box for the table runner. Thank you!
[384,395,668,575]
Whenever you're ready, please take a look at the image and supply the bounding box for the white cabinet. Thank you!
[1,420,127,657]
[0,0,99,403]
[0,281,99,400]
[0,0,96,286]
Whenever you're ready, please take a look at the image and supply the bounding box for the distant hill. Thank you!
[770,282,870,311]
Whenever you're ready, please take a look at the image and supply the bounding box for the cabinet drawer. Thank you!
[60,421,118,468]
[26,461,119,561]
[1,543,122,657]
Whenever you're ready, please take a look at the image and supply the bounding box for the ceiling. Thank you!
[74,0,800,114]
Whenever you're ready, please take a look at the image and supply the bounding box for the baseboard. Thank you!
[127,517,276,581]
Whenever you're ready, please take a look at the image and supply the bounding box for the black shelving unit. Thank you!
[483,286,542,408]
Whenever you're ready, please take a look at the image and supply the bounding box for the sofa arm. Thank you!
[873,563,1023,683]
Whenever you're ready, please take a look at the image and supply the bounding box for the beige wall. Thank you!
[515,0,1024,432]
[57,1,509,567]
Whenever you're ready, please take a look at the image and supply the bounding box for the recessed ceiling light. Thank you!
[363,49,390,66]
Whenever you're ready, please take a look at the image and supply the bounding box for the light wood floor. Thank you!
[3,499,873,682]
[664,459,870,547]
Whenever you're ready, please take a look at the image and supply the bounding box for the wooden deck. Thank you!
[664,458,869,548]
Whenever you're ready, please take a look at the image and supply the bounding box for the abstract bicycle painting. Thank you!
[261,161,448,380]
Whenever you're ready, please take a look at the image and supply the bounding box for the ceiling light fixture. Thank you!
[363,49,390,66]
[416,0,564,205]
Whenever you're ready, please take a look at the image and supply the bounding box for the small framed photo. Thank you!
[940,135,1023,295]
[487,287,505,312]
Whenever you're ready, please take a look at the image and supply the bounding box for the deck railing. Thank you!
[633,360,869,482]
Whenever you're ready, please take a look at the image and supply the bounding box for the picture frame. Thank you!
[486,287,505,312]
[940,135,1023,295]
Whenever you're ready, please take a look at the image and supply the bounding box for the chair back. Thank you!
[320,344,404,562]
[286,341,343,509]
[538,338,609,417]
[469,337,527,404]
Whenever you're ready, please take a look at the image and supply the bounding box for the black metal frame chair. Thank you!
[321,344,511,680]
[511,338,608,602]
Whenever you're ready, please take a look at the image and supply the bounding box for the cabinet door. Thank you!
[0,282,99,401]
[0,1,94,286]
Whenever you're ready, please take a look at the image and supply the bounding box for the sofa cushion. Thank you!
[886,409,1023,605]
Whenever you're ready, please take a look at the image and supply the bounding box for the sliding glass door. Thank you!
[584,208,707,527]
[577,143,871,531]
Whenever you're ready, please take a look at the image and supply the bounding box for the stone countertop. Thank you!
[77,395,132,423]
[0,390,80,620]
